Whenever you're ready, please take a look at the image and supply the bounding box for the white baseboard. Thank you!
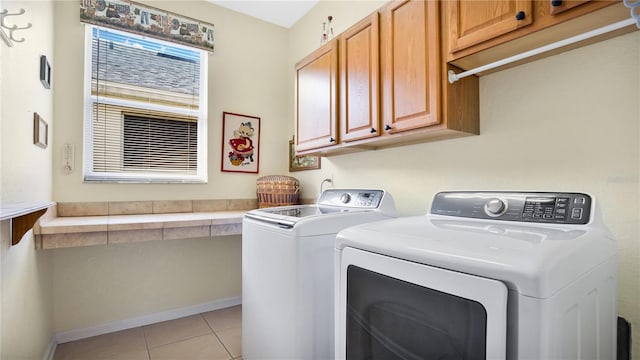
[54,296,241,345]
[42,339,57,360]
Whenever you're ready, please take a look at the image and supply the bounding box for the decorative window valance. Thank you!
[80,0,214,52]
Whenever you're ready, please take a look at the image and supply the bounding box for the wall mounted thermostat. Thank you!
[62,143,74,174]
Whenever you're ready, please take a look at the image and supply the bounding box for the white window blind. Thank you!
[84,25,208,183]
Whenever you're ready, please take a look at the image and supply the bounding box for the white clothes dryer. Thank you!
[335,191,617,360]
[243,189,396,360]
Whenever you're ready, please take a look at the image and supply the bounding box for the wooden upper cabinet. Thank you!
[294,0,479,156]
[295,39,339,152]
[445,0,629,69]
[549,0,592,15]
[340,13,380,143]
[380,0,440,134]
[448,0,533,54]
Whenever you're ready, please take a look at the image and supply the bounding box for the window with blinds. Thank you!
[84,25,208,183]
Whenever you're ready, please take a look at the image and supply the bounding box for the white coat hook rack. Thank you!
[623,0,640,28]
[1,8,32,47]
[448,17,638,84]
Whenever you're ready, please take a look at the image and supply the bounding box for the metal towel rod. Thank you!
[448,17,638,84]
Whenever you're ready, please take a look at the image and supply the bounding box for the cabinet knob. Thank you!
[551,0,563,6]
[329,137,336,143]
[384,124,392,131]
[370,127,376,133]
[515,11,526,20]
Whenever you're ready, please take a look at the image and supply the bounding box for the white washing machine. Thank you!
[335,191,617,360]
[243,188,396,360]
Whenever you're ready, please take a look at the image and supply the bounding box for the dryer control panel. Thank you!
[431,192,592,225]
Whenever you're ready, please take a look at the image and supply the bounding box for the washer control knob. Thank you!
[485,198,506,217]
[339,193,351,204]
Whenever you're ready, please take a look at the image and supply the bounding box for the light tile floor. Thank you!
[53,305,242,360]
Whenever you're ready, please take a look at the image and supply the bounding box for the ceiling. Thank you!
[207,1,319,28]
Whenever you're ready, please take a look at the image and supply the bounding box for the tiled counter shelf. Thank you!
[34,199,256,249]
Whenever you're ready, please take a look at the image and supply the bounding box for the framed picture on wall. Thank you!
[40,55,52,89]
[33,112,48,149]
[221,112,261,173]
[289,136,320,171]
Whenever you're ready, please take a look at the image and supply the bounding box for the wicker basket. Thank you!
[256,175,300,208]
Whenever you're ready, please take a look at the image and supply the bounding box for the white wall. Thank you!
[52,236,240,333]
[2,1,636,356]
[286,0,386,195]
[52,0,291,202]
[0,226,53,359]
[0,0,55,358]
[289,1,640,355]
[49,0,290,333]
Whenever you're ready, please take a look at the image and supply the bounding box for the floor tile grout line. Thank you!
[142,325,152,360]
[53,326,150,360]
[143,314,215,350]
[145,332,216,351]
[212,329,234,360]
[54,309,242,359]
[202,313,235,359]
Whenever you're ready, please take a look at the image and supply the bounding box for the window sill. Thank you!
[34,211,246,249]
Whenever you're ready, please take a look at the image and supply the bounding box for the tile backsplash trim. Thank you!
[34,199,256,249]
[57,199,258,217]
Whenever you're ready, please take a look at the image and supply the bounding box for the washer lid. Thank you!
[245,205,394,236]
[252,204,362,218]
[336,215,616,299]
[245,204,373,227]
[244,188,397,235]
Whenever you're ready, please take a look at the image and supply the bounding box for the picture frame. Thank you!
[289,136,321,172]
[40,55,51,89]
[33,112,48,149]
[221,112,261,173]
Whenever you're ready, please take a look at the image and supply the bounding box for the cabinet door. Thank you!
[549,0,592,15]
[340,13,380,143]
[448,0,532,53]
[296,40,338,152]
[381,0,440,134]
